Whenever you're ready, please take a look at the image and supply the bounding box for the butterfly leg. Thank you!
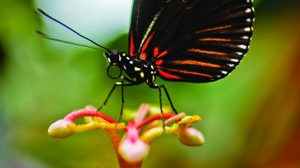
[97,83,117,111]
[150,84,177,132]
[149,84,178,114]
[118,76,125,122]
[157,85,167,132]
[160,85,178,114]
[147,84,166,131]
[157,85,163,115]
[98,76,140,121]
[97,79,124,114]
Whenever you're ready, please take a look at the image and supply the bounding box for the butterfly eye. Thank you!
[106,64,122,79]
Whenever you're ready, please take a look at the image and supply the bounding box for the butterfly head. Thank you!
[105,50,121,66]
[105,50,124,79]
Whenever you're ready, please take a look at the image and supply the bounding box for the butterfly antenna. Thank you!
[36,8,111,53]
[36,30,98,49]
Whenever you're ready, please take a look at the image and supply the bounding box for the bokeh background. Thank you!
[1,0,300,167]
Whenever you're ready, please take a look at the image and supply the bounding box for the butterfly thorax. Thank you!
[105,50,157,85]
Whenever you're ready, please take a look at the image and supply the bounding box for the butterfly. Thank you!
[37,0,255,119]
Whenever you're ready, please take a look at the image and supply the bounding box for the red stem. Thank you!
[64,109,116,123]
[137,113,175,129]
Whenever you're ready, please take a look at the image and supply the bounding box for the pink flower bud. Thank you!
[118,121,149,163]
[178,127,205,146]
[118,137,149,163]
[48,119,75,138]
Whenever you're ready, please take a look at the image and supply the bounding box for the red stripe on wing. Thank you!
[154,47,159,57]
[156,50,168,59]
[140,33,154,60]
[129,30,135,56]
[165,68,214,78]
[171,60,221,68]
[157,68,181,80]
[156,59,164,65]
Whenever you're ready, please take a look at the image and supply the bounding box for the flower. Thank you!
[177,127,205,146]
[48,104,204,166]
[48,119,75,138]
[118,121,150,163]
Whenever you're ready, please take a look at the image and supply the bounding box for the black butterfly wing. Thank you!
[129,0,164,56]
[129,0,175,57]
[131,0,255,82]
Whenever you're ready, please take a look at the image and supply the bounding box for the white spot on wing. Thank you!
[236,52,244,56]
[221,71,228,75]
[238,45,248,50]
[241,36,249,40]
[228,64,235,68]
[244,27,251,32]
[230,58,240,63]
[245,8,252,13]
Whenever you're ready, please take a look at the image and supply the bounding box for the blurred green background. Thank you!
[1,0,300,167]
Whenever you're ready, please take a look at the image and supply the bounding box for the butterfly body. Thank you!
[105,50,157,87]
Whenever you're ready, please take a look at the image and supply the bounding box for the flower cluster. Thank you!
[48,104,204,166]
